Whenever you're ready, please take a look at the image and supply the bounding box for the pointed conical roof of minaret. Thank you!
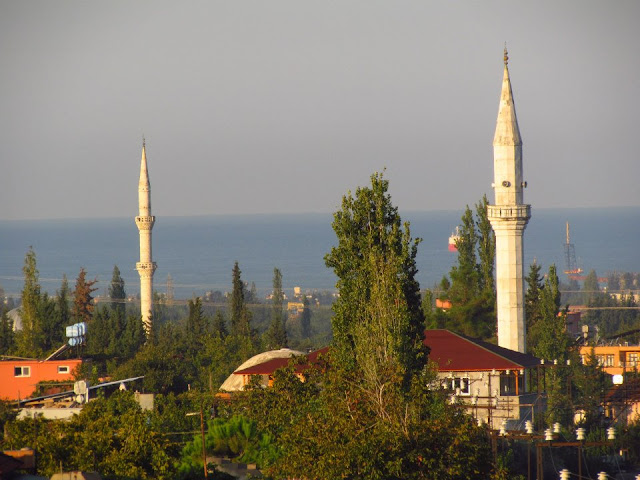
[493,47,522,146]
[139,138,150,187]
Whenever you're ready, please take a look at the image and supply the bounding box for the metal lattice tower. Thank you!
[563,222,581,274]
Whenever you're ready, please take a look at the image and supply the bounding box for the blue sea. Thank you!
[0,207,638,300]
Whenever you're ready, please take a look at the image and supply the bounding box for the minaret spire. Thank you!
[487,49,531,353]
[135,140,157,337]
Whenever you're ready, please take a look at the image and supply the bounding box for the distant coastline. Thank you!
[1,206,638,299]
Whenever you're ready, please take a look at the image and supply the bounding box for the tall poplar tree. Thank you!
[324,171,427,385]
[254,173,493,479]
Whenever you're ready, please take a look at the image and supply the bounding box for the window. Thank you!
[453,377,471,396]
[628,352,639,367]
[605,355,614,367]
[14,366,30,377]
[500,373,525,396]
[58,366,70,374]
[596,355,604,366]
[444,376,471,395]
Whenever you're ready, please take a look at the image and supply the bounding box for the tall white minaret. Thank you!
[487,48,531,353]
[135,139,156,336]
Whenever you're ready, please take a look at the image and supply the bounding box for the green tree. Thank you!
[121,313,146,358]
[230,262,252,337]
[528,265,573,425]
[434,200,496,340]
[38,293,61,353]
[0,309,14,354]
[525,262,544,351]
[109,265,126,318]
[186,297,208,338]
[212,310,228,338]
[265,268,287,349]
[324,171,427,381]
[15,247,43,356]
[448,206,479,305]
[300,295,312,339]
[475,194,495,293]
[108,269,126,355]
[582,269,600,304]
[72,268,98,324]
[56,275,71,327]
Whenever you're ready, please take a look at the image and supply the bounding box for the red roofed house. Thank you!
[224,331,544,429]
[426,329,543,429]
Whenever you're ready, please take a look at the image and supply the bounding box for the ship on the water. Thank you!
[448,226,460,252]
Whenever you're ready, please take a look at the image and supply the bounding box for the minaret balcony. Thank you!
[136,262,157,273]
[487,204,531,221]
[135,216,156,229]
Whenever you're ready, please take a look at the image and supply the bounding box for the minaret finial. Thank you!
[503,43,509,66]
[142,135,146,148]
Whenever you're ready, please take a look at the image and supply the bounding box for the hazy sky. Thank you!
[1,1,638,220]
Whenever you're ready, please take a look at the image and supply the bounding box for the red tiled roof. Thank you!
[425,329,540,372]
[234,347,329,376]
[233,331,540,377]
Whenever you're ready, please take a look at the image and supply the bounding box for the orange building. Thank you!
[0,359,83,401]
[578,344,640,376]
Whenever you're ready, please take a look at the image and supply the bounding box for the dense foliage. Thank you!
[227,173,496,478]
[424,196,496,340]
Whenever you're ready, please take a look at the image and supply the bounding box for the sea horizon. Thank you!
[1,206,638,300]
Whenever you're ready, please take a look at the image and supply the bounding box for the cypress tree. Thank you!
[265,268,287,348]
[57,275,71,327]
[109,265,126,318]
[72,268,98,324]
[300,295,311,339]
[230,262,251,337]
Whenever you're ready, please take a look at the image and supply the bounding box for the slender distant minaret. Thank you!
[135,139,156,336]
[487,48,531,353]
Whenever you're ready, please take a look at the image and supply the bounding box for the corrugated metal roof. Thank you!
[425,329,540,371]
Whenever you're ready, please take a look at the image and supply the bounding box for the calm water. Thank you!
[0,207,638,299]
